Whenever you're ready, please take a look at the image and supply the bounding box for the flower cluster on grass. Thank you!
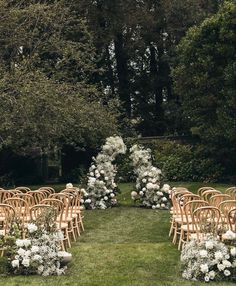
[181,236,236,282]
[10,223,70,276]
[129,144,172,209]
[82,136,126,209]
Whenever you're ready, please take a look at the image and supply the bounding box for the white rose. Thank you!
[161,203,165,208]
[104,177,109,181]
[90,172,94,176]
[139,191,144,196]
[200,264,209,273]
[142,178,147,183]
[200,250,208,258]
[22,258,30,267]
[11,259,19,268]
[146,183,153,190]
[131,191,138,199]
[91,165,96,170]
[110,193,115,198]
[204,275,210,282]
[80,199,84,204]
[152,205,156,209]
[222,260,231,267]
[156,204,160,209]
[23,239,31,248]
[16,239,24,248]
[31,246,39,253]
[215,251,223,261]
[66,183,73,188]
[17,248,26,256]
[104,196,108,201]
[27,223,38,233]
[85,199,91,204]
[205,241,214,250]
[217,264,225,271]
[162,184,170,192]
[208,270,216,280]
[230,247,236,256]
[162,197,167,202]
[142,188,146,191]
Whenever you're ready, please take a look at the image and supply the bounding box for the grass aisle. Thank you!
[1,182,234,286]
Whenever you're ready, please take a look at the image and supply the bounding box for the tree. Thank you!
[0,0,119,153]
[173,1,236,176]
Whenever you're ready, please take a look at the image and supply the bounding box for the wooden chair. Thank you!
[3,197,30,238]
[225,187,236,195]
[28,190,46,204]
[191,206,221,242]
[0,190,14,203]
[61,188,84,234]
[13,193,34,207]
[209,194,231,208]
[201,189,221,202]
[218,200,236,224]
[15,186,31,193]
[0,204,15,256]
[197,187,216,197]
[178,199,209,250]
[227,207,236,233]
[39,186,55,194]
[41,198,70,250]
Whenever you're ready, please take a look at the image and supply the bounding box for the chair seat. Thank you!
[181,224,195,232]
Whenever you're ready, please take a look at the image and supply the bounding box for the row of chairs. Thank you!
[0,186,85,255]
[169,187,236,250]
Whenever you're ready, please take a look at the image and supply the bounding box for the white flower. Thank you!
[224,269,231,276]
[23,239,31,248]
[199,250,208,258]
[200,264,209,273]
[85,199,91,204]
[110,193,115,198]
[205,241,214,250]
[89,172,94,176]
[222,260,231,267]
[104,196,108,201]
[139,191,144,196]
[131,191,138,198]
[66,183,73,188]
[162,184,170,192]
[152,205,156,209]
[217,264,225,271]
[230,247,236,256]
[161,203,165,208]
[11,259,19,268]
[146,183,154,190]
[208,270,216,280]
[142,178,147,183]
[22,258,30,267]
[17,248,25,256]
[215,251,223,260]
[156,204,160,209]
[16,239,24,248]
[80,199,84,204]
[100,170,105,174]
[223,230,236,240]
[27,223,38,233]
[31,245,39,253]
[91,165,96,170]
[32,254,42,261]
[104,177,109,181]
[162,197,167,202]
[204,275,210,282]
[142,188,146,191]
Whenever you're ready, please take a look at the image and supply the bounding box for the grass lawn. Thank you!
[1,182,235,286]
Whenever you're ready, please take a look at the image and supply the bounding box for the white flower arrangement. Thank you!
[82,136,126,209]
[10,223,71,276]
[129,144,172,209]
[181,236,236,282]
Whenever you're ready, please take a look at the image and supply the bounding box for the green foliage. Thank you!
[173,1,236,176]
[152,141,223,182]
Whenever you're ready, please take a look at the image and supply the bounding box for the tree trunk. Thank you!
[114,32,131,117]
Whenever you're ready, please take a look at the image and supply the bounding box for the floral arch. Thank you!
[81,136,172,210]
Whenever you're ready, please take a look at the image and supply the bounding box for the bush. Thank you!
[151,141,223,182]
